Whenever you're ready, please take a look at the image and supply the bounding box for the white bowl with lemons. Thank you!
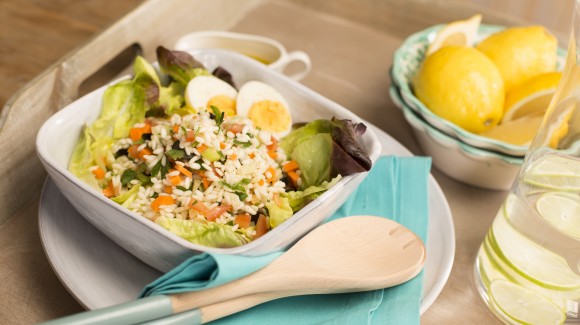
[392,17,565,157]
[390,85,523,190]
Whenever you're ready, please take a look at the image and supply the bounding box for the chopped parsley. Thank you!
[210,105,224,127]
[165,149,185,160]
[233,139,252,148]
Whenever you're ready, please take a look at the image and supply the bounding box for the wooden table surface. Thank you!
[0,0,571,324]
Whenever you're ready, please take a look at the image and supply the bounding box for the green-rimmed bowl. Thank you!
[391,24,565,157]
[390,85,523,190]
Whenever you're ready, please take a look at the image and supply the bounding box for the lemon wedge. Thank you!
[426,14,482,56]
[481,113,543,145]
[503,72,562,123]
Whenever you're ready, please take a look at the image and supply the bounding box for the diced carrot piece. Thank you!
[128,145,141,159]
[254,214,269,239]
[102,181,115,198]
[220,142,226,149]
[129,145,152,160]
[164,186,173,194]
[266,136,278,152]
[92,167,106,180]
[205,204,232,221]
[139,148,152,160]
[234,214,251,228]
[186,130,196,142]
[229,153,237,160]
[190,201,209,214]
[282,160,299,173]
[227,123,244,134]
[267,151,277,160]
[175,164,193,178]
[202,176,212,190]
[258,179,265,186]
[287,171,300,187]
[168,174,182,186]
[197,144,208,153]
[248,152,255,159]
[151,196,175,212]
[266,166,277,183]
[172,124,180,134]
[130,124,152,142]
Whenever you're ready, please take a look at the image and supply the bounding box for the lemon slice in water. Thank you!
[426,14,482,56]
[537,192,580,239]
[492,199,580,290]
[525,155,580,191]
[490,280,566,325]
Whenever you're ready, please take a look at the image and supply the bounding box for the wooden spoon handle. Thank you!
[140,292,282,325]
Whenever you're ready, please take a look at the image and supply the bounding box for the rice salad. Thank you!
[69,46,372,248]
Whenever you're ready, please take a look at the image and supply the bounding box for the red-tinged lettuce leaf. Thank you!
[156,46,210,85]
[330,117,372,173]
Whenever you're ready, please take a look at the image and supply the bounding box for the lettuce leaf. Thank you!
[282,176,342,211]
[111,185,141,207]
[279,118,371,190]
[69,60,159,186]
[155,217,247,248]
[68,126,100,191]
[266,197,293,228]
[290,133,333,189]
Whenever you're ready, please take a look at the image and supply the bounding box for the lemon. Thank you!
[426,14,482,55]
[490,280,566,325]
[537,192,580,239]
[413,46,504,133]
[476,26,558,92]
[525,155,580,191]
[503,72,562,122]
[481,114,543,145]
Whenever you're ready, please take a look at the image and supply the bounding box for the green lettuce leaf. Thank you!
[68,126,100,191]
[266,197,293,228]
[282,176,342,211]
[279,118,371,190]
[111,185,141,207]
[290,133,333,189]
[159,82,186,115]
[279,119,333,155]
[155,217,247,248]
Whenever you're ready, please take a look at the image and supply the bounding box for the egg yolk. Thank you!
[247,100,291,133]
[207,95,236,116]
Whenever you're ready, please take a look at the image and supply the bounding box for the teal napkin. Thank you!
[140,155,431,324]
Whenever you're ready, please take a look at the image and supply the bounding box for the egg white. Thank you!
[185,75,238,111]
[236,81,292,137]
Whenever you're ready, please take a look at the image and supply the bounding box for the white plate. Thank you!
[38,124,455,315]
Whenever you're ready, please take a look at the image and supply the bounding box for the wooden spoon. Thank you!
[42,216,425,325]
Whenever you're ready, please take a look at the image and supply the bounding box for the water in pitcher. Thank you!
[475,152,580,325]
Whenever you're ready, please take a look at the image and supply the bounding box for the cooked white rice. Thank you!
[105,110,288,230]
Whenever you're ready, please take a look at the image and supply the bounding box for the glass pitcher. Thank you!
[473,4,580,325]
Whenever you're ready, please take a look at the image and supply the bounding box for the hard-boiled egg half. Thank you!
[236,81,292,137]
[185,75,238,116]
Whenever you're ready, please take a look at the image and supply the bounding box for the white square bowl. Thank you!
[36,49,381,272]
